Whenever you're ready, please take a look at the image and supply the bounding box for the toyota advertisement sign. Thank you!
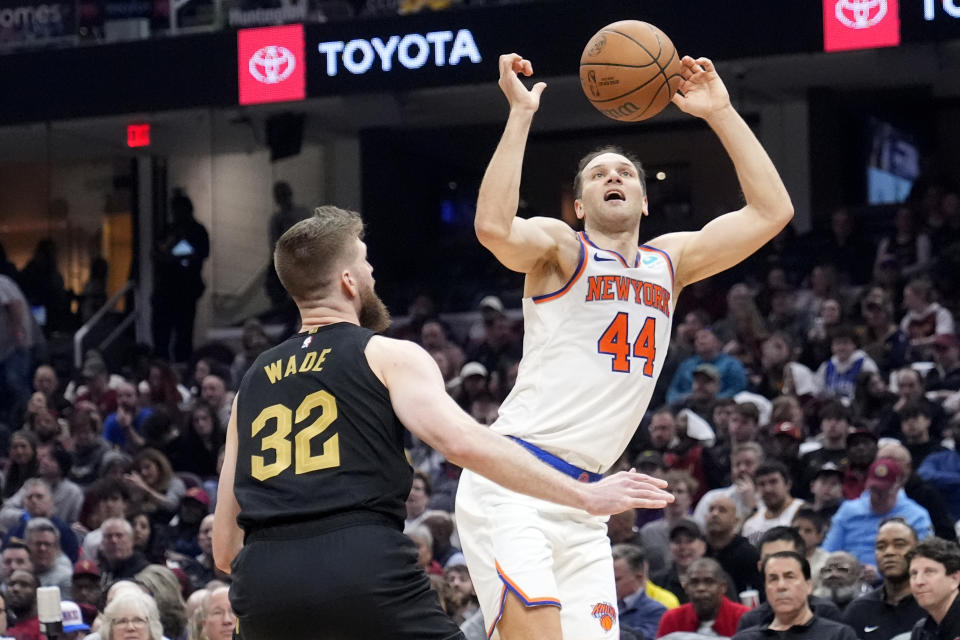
[238,23,305,105]
[824,0,901,51]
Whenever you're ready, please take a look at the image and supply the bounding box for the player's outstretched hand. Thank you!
[671,56,731,120]
[582,469,674,516]
[497,53,547,114]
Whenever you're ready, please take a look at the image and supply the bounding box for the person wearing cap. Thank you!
[798,401,852,501]
[859,286,909,377]
[667,329,748,405]
[657,557,750,638]
[768,421,805,491]
[843,429,880,500]
[908,537,960,640]
[742,461,805,545]
[823,458,933,566]
[926,334,960,393]
[454,361,490,411]
[732,552,858,640]
[61,599,91,639]
[168,487,210,559]
[809,463,844,519]
[877,443,956,542]
[640,470,698,575]
[842,517,925,640]
[653,519,738,605]
[72,559,102,611]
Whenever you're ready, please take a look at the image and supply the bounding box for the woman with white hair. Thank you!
[100,590,164,640]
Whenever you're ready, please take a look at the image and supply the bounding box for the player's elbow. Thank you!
[212,543,233,575]
[475,217,509,247]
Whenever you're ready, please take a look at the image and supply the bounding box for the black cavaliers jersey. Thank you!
[233,322,411,531]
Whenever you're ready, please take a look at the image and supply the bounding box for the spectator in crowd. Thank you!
[200,371,232,431]
[654,520,737,605]
[35,444,83,523]
[30,407,63,447]
[421,319,466,377]
[0,275,36,427]
[134,564,188,640]
[673,363,724,424]
[2,478,78,561]
[422,511,464,569]
[792,508,830,588]
[824,458,933,566]
[152,189,209,364]
[855,372,899,430]
[183,513,215,590]
[798,402,851,498]
[917,449,960,521]
[738,527,844,630]
[900,278,954,360]
[444,564,479,626]
[768,421,805,491]
[705,495,761,595]
[453,361,490,412]
[145,360,188,419]
[667,329,748,404]
[641,470,698,572]
[844,430,880,500]
[751,332,815,401]
[169,400,223,480]
[230,318,271,389]
[69,401,111,486]
[129,509,170,565]
[406,524,442,576]
[613,544,669,639]
[742,462,805,544]
[196,586,235,640]
[695,442,763,525]
[168,487,209,558]
[125,448,186,520]
[814,551,868,611]
[31,364,70,416]
[72,559,102,611]
[733,552,858,640]
[703,401,762,490]
[99,589,164,640]
[875,208,931,282]
[926,334,960,393]
[814,325,879,402]
[79,255,108,323]
[1,540,32,587]
[5,569,41,640]
[897,403,949,468]
[609,509,649,563]
[60,599,91,638]
[3,430,38,499]
[908,536,960,640]
[80,479,131,561]
[25,517,73,596]
[876,443,956,542]
[842,517,925,640]
[818,208,874,285]
[264,181,311,313]
[99,518,149,585]
[103,382,151,452]
[405,470,431,529]
[877,369,948,442]
[803,297,846,370]
[656,558,750,638]
[858,287,909,376]
[76,356,118,418]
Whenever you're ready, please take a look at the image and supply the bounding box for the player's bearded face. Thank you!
[359,280,391,333]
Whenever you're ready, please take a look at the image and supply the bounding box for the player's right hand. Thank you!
[582,469,674,516]
[497,53,546,113]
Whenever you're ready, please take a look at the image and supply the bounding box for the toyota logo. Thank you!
[248,45,296,84]
[835,0,887,29]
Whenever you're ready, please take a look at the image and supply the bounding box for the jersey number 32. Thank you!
[250,390,340,481]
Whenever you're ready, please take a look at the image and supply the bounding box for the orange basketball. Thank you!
[580,20,683,122]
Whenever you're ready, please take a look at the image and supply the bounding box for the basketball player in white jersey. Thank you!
[455,53,794,640]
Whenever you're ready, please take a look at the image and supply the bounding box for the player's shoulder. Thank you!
[365,335,433,374]
[643,231,695,258]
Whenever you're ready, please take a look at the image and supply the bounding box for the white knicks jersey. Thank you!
[491,230,676,473]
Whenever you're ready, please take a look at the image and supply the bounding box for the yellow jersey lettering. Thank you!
[312,348,331,372]
[284,355,298,377]
[299,351,317,372]
[264,360,283,384]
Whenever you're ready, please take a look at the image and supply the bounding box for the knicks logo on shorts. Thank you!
[590,602,617,632]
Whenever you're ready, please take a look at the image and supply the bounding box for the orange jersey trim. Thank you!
[639,244,675,289]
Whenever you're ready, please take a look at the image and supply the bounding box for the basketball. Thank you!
[579,20,683,122]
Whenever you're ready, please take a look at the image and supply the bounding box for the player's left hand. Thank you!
[671,56,731,119]
[581,468,674,516]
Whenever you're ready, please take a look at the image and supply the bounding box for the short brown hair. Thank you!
[573,145,645,199]
[274,206,364,301]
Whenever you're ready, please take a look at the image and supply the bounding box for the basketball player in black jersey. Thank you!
[212,205,673,640]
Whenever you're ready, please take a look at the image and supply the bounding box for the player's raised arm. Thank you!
[366,336,673,515]
[475,53,575,274]
[212,395,243,574]
[653,56,794,290]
